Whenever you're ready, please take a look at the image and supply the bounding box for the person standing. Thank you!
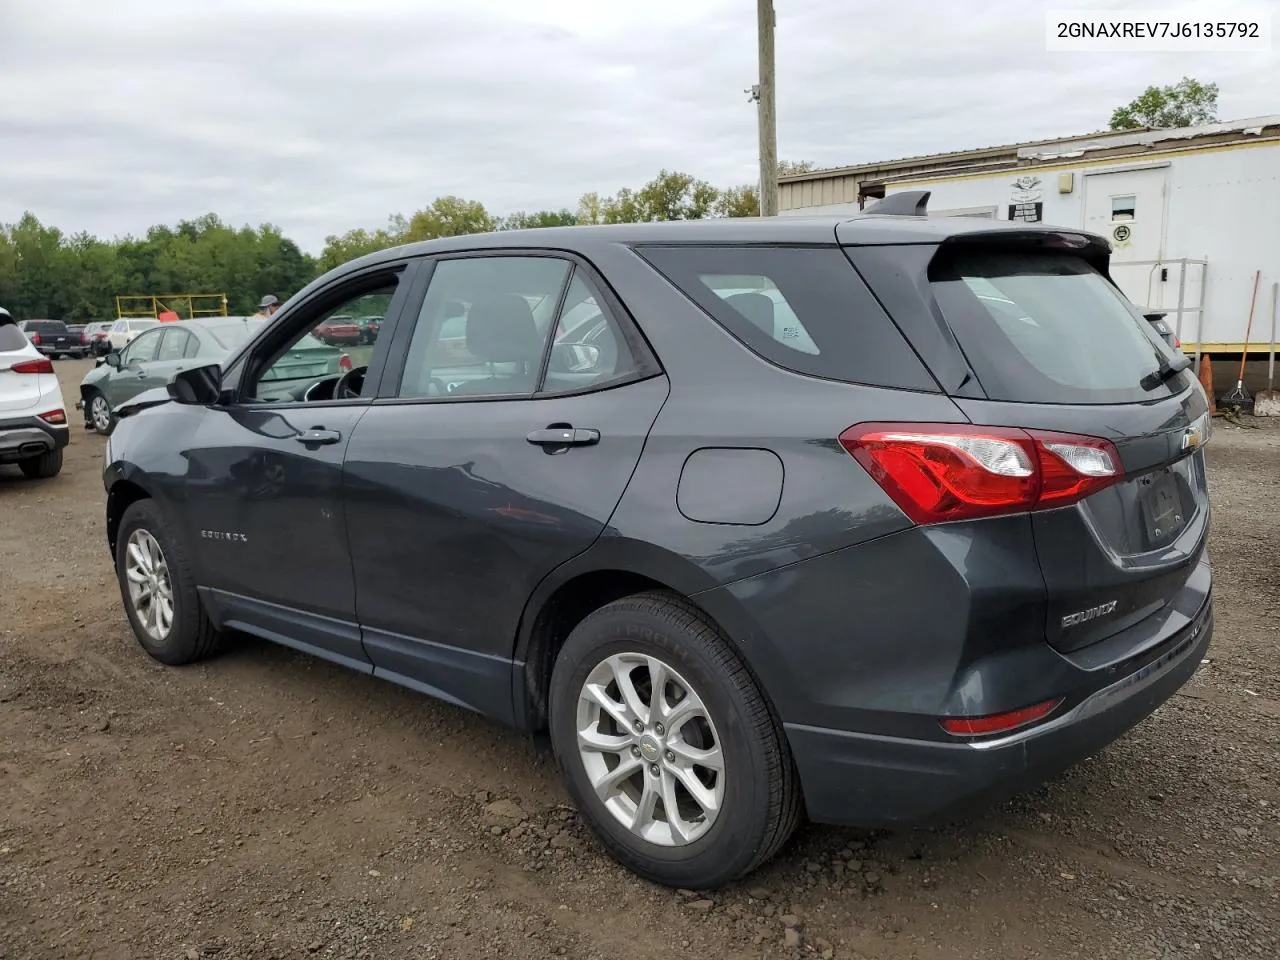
[253,294,280,319]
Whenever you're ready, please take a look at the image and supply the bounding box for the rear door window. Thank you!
[638,245,936,391]
[0,320,28,351]
[929,250,1186,404]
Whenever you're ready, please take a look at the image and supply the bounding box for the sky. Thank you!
[1,0,1276,253]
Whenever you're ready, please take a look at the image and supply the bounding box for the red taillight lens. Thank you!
[940,698,1063,736]
[29,332,41,345]
[10,358,55,374]
[339,353,353,372]
[840,422,1122,524]
[38,409,67,425]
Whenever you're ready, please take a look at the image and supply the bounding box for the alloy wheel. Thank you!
[124,529,175,642]
[90,395,112,432]
[575,652,725,846]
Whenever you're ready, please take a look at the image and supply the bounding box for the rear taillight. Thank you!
[940,697,1063,737]
[339,353,353,372]
[38,409,67,425]
[839,422,1122,524]
[29,332,41,345]
[10,358,55,374]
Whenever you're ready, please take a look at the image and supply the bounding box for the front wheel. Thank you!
[87,391,114,434]
[114,499,223,665]
[549,592,801,888]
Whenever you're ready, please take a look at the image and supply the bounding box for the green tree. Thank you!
[778,160,816,176]
[404,196,496,241]
[714,184,760,218]
[635,170,719,221]
[317,225,401,274]
[576,192,606,226]
[497,209,578,230]
[1110,77,1219,130]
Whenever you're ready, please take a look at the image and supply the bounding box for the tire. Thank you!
[114,499,223,665]
[86,391,115,434]
[19,447,63,479]
[549,591,801,888]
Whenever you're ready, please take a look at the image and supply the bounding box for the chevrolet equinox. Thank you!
[103,197,1213,888]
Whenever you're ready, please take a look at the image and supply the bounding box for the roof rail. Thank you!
[865,190,931,217]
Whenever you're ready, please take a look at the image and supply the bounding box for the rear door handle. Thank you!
[526,426,600,447]
[296,427,342,445]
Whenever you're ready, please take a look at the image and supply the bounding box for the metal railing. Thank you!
[115,294,229,321]
[1109,258,1210,364]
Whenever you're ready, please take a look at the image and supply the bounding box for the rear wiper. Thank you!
[1140,354,1192,391]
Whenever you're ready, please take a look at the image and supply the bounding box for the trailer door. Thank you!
[1083,165,1169,308]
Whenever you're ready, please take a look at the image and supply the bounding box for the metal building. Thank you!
[779,116,1280,354]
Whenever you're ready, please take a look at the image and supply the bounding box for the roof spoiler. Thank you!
[866,190,931,217]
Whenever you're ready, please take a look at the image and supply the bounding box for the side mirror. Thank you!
[104,351,122,369]
[168,363,223,405]
[548,342,601,374]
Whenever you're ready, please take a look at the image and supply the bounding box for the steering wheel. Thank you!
[333,366,367,400]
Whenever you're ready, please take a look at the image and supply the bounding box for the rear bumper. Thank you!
[0,415,70,462]
[788,599,1212,827]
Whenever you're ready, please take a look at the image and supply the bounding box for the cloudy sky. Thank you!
[1,0,1275,252]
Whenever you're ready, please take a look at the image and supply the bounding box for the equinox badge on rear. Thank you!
[1062,600,1118,628]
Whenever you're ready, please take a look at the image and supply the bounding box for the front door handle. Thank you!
[296,427,342,445]
[526,426,600,448]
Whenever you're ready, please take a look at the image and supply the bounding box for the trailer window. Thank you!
[1111,196,1136,221]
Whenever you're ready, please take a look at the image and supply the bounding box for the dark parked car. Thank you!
[357,315,382,344]
[101,202,1212,889]
[19,319,86,359]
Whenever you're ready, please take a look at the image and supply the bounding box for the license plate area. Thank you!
[1138,468,1184,549]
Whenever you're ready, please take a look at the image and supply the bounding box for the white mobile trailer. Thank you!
[779,117,1280,357]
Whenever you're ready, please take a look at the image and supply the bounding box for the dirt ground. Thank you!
[2,359,1278,960]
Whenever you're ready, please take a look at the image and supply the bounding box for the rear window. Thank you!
[28,320,68,333]
[638,246,935,391]
[929,251,1186,405]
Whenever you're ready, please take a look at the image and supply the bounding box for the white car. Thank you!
[106,318,161,351]
[0,308,69,478]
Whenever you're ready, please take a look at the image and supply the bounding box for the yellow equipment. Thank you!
[115,294,229,321]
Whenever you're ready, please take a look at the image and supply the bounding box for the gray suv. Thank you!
[102,199,1213,889]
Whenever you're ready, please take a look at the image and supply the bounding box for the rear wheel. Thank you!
[18,447,62,479]
[549,592,801,888]
[114,499,223,665]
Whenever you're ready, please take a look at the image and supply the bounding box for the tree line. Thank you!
[0,164,813,323]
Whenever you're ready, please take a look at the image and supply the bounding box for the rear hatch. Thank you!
[0,322,49,413]
[846,228,1210,655]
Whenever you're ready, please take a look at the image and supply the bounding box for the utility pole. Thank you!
[756,0,778,217]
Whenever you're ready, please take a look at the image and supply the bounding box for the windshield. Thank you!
[929,250,1188,404]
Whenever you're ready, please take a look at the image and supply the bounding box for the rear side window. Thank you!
[929,251,1185,404]
[638,246,936,391]
[0,320,28,351]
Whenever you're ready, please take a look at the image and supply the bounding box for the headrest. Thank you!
[464,294,540,363]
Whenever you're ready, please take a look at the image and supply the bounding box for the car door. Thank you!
[179,263,417,671]
[105,328,164,407]
[342,253,668,720]
[140,326,199,392]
